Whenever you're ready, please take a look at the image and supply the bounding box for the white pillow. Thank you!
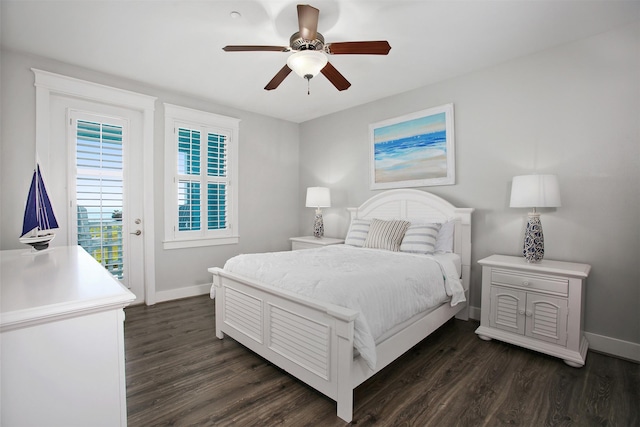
[435,220,455,253]
[363,218,410,252]
[400,223,442,255]
[344,219,371,247]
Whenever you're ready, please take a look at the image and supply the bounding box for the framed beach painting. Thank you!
[369,103,455,189]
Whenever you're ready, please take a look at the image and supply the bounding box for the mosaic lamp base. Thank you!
[313,210,324,238]
[523,212,544,263]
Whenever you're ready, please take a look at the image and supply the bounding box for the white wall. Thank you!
[1,21,637,357]
[299,22,640,351]
[0,49,300,297]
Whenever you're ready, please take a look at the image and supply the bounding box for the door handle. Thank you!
[130,230,142,236]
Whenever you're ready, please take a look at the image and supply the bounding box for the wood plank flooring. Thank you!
[125,295,639,426]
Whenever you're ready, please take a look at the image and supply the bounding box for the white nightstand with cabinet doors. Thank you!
[475,254,591,367]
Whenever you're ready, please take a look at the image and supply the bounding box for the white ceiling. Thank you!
[2,1,639,123]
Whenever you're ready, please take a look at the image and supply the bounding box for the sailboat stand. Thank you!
[19,164,59,251]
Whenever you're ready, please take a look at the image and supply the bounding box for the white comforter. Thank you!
[222,245,465,370]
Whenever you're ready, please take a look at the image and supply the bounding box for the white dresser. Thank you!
[1,246,136,426]
[475,254,591,367]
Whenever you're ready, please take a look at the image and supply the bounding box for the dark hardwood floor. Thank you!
[125,295,639,426]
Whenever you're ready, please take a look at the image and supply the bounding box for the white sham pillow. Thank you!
[435,220,455,253]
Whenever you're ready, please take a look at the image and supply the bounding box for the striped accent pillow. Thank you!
[344,219,371,247]
[363,218,411,252]
[400,223,442,255]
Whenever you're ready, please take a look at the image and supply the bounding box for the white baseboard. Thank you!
[469,305,481,321]
[585,331,640,363]
[154,283,212,304]
[470,305,639,363]
[151,295,640,363]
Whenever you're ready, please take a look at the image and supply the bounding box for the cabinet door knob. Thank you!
[518,309,525,315]
[522,281,530,286]
[526,310,533,317]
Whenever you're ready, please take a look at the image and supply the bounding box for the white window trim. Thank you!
[163,103,240,249]
[33,68,157,305]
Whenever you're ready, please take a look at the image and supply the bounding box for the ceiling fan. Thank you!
[223,4,391,93]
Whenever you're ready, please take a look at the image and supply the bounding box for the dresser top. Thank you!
[478,254,591,278]
[1,246,136,330]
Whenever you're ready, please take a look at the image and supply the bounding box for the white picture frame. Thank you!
[369,103,455,189]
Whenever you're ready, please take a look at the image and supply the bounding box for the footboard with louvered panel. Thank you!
[210,268,359,421]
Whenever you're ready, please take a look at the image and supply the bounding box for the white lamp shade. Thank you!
[287,51,328,79]
[306,187,331,208]
[510,175,561,208]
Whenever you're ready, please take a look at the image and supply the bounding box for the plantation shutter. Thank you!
[176,126,229,236]
[207,132,227,230]
[177,128,201,231]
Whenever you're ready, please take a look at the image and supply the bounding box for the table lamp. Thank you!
[509,175,561,262]
[306,187,331,238]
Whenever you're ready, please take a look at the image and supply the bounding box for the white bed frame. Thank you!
[209,189,473,422]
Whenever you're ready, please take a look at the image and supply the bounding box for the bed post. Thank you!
[211,269,225,339]
[335,316,355,422]
[453,207,474,321]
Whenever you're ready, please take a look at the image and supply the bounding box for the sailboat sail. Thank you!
[20,164,59,249]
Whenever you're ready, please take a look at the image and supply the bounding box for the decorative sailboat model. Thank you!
[19,164,59,250]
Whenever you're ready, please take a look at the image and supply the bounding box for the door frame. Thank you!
[33,69,157,305]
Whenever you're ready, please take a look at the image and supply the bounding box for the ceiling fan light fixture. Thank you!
[287,50,327,80]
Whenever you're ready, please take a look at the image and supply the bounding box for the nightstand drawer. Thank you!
[292,241,318,250]
[492,269,568,296]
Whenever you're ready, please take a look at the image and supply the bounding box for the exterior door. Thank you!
[68,110,144,301]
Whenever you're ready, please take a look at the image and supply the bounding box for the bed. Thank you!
[208,189,473,422]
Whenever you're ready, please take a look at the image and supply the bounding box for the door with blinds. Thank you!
[68,110,144,298]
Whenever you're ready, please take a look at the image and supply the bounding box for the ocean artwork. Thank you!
[370,104,455,189]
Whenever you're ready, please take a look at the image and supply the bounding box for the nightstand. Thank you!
[475,254,591,367]
[290,236,345,250]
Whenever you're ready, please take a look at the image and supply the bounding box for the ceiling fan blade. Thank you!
[223,45,289,52]
[297,4,319,41]
[326,41,391,55]
[321,62,351,91]
[264,65,292,90]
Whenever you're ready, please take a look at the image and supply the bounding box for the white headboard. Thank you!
[346,189,474,290]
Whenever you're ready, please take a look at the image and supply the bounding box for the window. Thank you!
[164,104,239,249]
